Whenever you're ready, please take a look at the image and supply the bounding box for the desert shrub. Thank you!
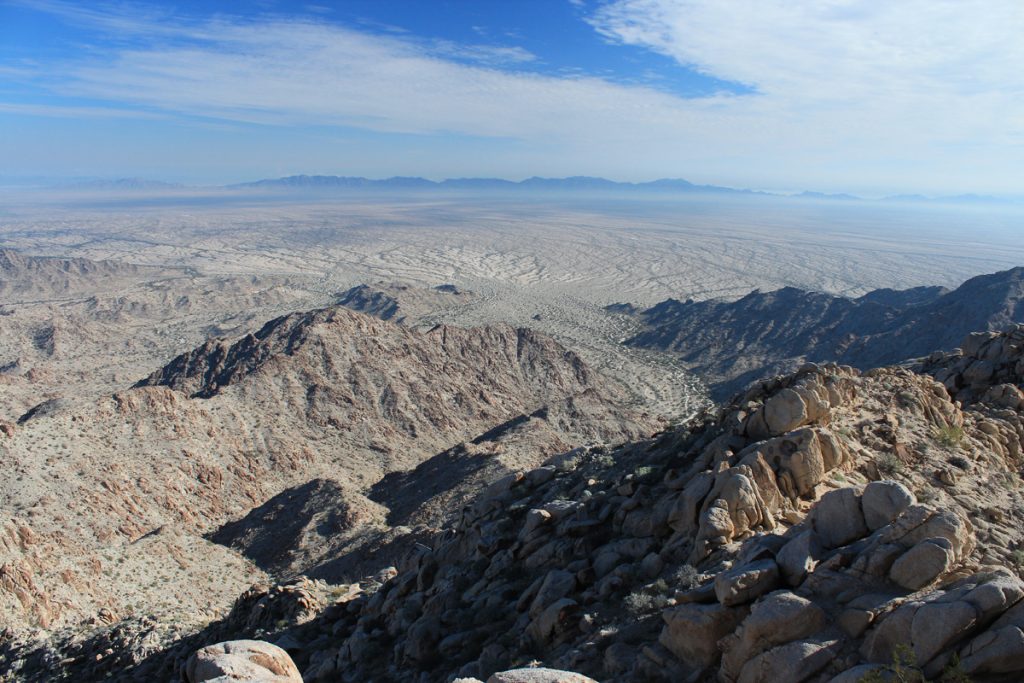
[858,644,972,682]
[624,578,673,614]
[667,564,699,590]
[897,390,919,407]
[933,425,965,448]
[948,455,971,470]
[915,487,937,504]
[878,453,905,476]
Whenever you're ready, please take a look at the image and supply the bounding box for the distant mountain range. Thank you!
[33,174,1021,205]
[225,175,1022,204]
[617,266,1024,398]
[228,174,766,196]
[58,177,185,190]
[29,175,1015,204]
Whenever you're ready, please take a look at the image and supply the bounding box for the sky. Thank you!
[1,0,1022,195]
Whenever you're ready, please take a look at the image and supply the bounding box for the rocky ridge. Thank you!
[0,304,656,639]
[337,282,476,325]
[9,325,1024,682]
[0,249,177,300]
[620,266,1024,398]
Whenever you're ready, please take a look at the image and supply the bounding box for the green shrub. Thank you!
[933,425,965,448]
[878,453,904,476]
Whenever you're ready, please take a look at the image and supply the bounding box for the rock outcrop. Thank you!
[184,640,301,683]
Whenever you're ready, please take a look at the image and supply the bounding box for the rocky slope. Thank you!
[337,282,476,325]
[0,304,656,641]
[0,249,334,422]
[621,266,1024,398]
[8,324,1023,682]
[0,249,179,300]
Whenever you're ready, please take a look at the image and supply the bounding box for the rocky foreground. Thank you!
[3,325,1023,681]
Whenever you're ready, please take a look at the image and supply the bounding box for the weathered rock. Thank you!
[486,667,598,683]
[959,625,1024,676]
[826,664,894,682]
[810,487,867,549]
[737,638,841,683]
[714,559,781,607]
[659,601,748,668]
[184,640,301,683]
[529,570,576,618]
[888,538,955,590]
[862,572,1024,672]
[720,591,827,681]
[861,481,916,531]
[527,598,578,645]
[763,389,812,435]
[405,615,443,665]
[775,530,821,587]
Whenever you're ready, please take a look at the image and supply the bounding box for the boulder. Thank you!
[659,601,748,668]
[527,598,578,645]
[959,626,1024,676]
[888,537,955,590]
[810,488,867,549]
[763,389,811,435]
[529,570,576,618]
[910,599,978,665]
[737,638,841,683]
[776,530,821,586]
[861,481,916,531]
[720,591,827,681]
[714,559,781,607]
[405,615,443,665]
[826,665,894,682]
[486,668,598,683]
[862,572,1024,671]
[184,640,301,683]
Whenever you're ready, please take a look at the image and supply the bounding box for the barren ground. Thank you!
[4,190,1022,422]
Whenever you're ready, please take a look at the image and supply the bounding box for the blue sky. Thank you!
[1,0,1022,195]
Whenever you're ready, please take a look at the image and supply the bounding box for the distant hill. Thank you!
[336,282,474,324]
[58,177,184,190]
[0,248,174,300]
[228,174,763,195]
[618,266,1024,398]
[794,190,861,200]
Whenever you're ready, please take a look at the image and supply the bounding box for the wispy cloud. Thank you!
[6,0,1024,192]
[590,1,1024,142]
[19,1,728,141]
[0,102,166,119]
[430,41,537,66]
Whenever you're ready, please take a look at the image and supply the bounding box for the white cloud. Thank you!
[590,1,1024,142]
[7,0,1024,192]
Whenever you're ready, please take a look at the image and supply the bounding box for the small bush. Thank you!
[933,425,965,448]
[948,455,971,470]
[667,564,700,590]
[858,644,973,682]
[878,453,905,476]
[624,578,673,614]
[915,487,937,504]
[622,591,661,614]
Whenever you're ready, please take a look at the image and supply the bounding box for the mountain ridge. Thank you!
[620,266,1024,398]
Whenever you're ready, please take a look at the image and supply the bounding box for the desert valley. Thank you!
[0,185,1023,682]
[4,1,1024,680]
